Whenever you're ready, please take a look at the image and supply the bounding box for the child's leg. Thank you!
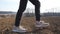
[15,0,28,27]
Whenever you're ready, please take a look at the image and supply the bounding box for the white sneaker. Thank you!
[12,26,27,32]
[35,21,49,28]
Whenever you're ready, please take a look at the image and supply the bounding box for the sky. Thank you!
[0,0,60,13]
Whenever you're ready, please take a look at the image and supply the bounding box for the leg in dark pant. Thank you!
[29,0,40,21]
[15,0,28,27]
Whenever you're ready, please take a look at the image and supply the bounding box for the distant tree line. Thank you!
[41,13,60,17]
[23,13,35,17]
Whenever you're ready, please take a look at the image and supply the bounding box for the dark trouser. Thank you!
[15,0,40,27]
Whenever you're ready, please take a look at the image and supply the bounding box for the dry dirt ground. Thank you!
[0,16,60,34]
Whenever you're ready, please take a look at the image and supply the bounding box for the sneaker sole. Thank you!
[35,25,49,29]
[12,30,27,33]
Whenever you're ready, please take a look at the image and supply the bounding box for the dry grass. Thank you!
[0,15,60,34]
